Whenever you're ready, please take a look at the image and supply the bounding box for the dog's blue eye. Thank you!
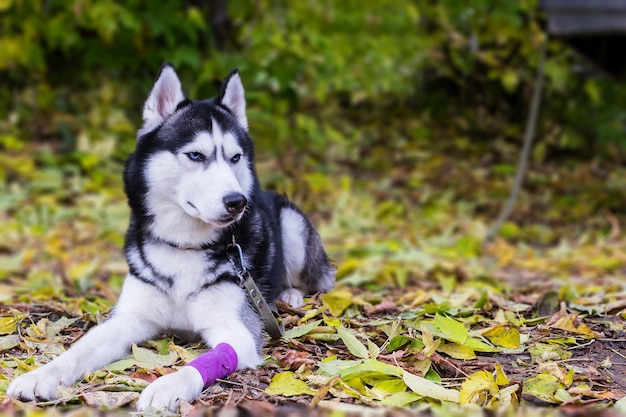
[186,152,205,162]
[230,154,241,164]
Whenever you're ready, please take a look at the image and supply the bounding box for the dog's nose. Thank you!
[223,193,247,214]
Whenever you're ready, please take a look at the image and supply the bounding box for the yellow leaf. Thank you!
[494,363,510,386]
[437,342,476,360]
[323,315,341,327]
[321,289,353,316]
[0,317,18,335]
[343,377,366,395]
[9,355,37,372]
[67,260,99,282]
[551,314,598,338]
[335,259,362,279]
[266,372,316,396]
[398,289,430,307]
[460,370,498,405]
[169,344,199,363]
[300,308,322,322]
[482,324,520,349]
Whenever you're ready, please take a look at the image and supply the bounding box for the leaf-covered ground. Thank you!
[1,148,626,417]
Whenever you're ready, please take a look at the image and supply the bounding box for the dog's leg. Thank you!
[136,283,262,412]
[279,207,308,307]
[279,207,334,307]
[7,278,161,401]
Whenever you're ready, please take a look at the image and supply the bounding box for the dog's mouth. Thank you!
[184,201,244,228]
[214,215,240,227]
[204,212,244,228]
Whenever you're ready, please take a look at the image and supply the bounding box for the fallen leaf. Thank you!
[522,373,565,404]
[460,370,498,405]
[0,317,19,335]
[81,391,139,408]
[321,289,354,316]
[132,344,178,370]
[265,371,316,396]
[551,314,599,338]
[0,334,20,351]
[494,363,510,386]
[282,319,322,340]
[437,342,476,360]
[337,327,369,359]
[273,348,315,370]
[482,324,520,349]
[403,369,460,403]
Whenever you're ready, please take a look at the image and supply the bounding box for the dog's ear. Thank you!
[139,63,185,136]
[218,69,248,132]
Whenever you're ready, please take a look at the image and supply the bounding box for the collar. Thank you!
[147,232,216,251]
[165,241,214,251]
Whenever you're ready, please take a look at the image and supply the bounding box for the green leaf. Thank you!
[106,356,137,372]
[432,314,468,344]
[369,378,407,400]
[265,371,316,396]
[131,344,178,370]
[380,391,422,406]
[337,327,369,359]
[282,319,323,340]
[367,339,380,359]
[339,359,404,380]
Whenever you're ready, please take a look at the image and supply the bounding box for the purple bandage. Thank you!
[187,343,238,388]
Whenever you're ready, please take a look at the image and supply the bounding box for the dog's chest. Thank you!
[142,244,221,296]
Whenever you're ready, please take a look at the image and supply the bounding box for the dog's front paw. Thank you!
[7,366,66,401]
[136,367,204,412]
[279,288,305,308]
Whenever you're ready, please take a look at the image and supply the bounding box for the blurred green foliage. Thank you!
[1,0,626,178]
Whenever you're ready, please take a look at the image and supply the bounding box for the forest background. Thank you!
[2,1,626,416]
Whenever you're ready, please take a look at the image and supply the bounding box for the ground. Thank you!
[1,151,626,417]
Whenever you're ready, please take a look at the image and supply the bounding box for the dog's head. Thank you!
[126,64,257,241]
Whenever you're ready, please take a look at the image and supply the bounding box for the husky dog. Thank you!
[8,64,334,411]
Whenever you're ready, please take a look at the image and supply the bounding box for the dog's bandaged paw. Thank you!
[188,343,238,388]
[136,343,238,412]
[279,288,305,308]
[7,365,67,401]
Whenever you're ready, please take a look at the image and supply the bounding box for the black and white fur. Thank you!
[7,64,334,411]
